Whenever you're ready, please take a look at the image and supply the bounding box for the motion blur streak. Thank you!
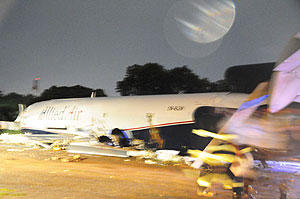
[269,32,300,113]
[263,161,300,174]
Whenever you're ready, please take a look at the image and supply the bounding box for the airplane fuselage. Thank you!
[18,92,248,149]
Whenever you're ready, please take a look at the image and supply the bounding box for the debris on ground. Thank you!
[0,134,200,167]
[155,150,181,162]
[0,133,32,145]
[130,139,145,150]
[144,160,157,165]
[279,183,288,199]
[67,142,129,157]
[0,133,74,149]
[60,158,70,163]
[50,139,72,151]
[127,150,157,159]
[72,154,82,161]
[1,133,189,166]
[128,149,188,166]
[47,154,83,163]
[2,137,300,198]
[0,121,20,130]
[52,146,63,151]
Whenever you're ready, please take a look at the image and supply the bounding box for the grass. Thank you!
[0,130,22,135]
[0,189,26,198]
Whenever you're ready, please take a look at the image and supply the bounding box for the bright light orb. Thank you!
[174,0,236,43]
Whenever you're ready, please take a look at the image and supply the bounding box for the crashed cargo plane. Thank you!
[15,92,248,150]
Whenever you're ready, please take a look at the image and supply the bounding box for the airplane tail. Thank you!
[14,104,25,123]
[269,32,300,113]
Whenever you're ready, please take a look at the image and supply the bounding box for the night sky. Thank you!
[0,0,299,96]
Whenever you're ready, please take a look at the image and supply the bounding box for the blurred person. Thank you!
[189,129,254,199]
[225,105,300,159]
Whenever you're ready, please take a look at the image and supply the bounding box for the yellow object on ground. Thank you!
[52,147,62,151]
[197,173,242,190]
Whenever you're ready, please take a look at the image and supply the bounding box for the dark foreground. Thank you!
[0,144,299,199]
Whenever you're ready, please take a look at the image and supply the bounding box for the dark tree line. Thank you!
[31,85,106,104]
[115,62,274,96]
[0,85,106,121]
[116,63,230,96]
[0,92,35,121]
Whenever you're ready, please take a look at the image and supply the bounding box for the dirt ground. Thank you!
[0,144,299,199]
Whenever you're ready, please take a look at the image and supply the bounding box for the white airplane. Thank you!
[15,92,248,149]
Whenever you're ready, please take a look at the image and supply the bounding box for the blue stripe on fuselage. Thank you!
[21,129,57,134]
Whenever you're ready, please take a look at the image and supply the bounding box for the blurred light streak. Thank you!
[259,160,300,174]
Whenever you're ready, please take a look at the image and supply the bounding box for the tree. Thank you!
[116,63,214,96]
[0,86,107,121]
[0,93,36,121]
[0,106,15,121]
[116,63,168,95]
[167,66,212,93]
[30,85,107,104]
[0,92,32,107]
[209,80,231,92]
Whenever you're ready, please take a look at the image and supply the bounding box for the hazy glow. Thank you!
[163,0,235,58]
[174,0,236,43]
[164,0,224,58]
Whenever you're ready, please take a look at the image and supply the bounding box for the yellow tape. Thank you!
[197,179,211,187]
[207,144,238,154]
[239,147,252,154]
[223,184,233,190]
[187,149,236,163]
[192,129,238,141]
[232,182,244,188]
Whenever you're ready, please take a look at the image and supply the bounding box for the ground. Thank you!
[0,144,299,199]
